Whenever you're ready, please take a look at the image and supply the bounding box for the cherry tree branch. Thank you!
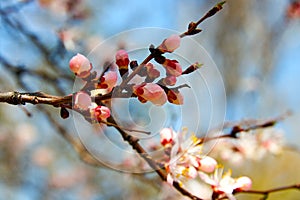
[198,111,292,144]
[118,1,226,91]
[234,184,300,199]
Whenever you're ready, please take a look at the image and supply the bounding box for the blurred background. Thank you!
[0,0,300,199]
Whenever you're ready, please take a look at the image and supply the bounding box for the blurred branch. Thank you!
[200,111,292,144]
[235,184,300,199]
[0,5,72,78]
[0,0,34,14]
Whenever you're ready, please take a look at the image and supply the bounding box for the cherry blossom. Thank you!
[115,50,129,75]
[97,71,118,92]
[160,128,177,147]
[162,75,177,86]
[162,129,218,185]
[74,91,92,110]
[133,83,167,105]
[69,53,92,78]
[158,34,181,53]
[145,63,160,80]
[90,104,111,121]
[162,59,182,77]
[199,167,252,200]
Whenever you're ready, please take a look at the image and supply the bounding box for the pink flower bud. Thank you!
[199,156,217,173]
[162,59,182,77]
[92,105,111,121]
[158,34,181,53]
[163,76,177,86]
[145,63,160,79]
[97,71,118,91]
[69,53,92,78]
[235,176,252,191]
[160,128,175,147]
[115,50,129,69]
[133,83,167,106]
[74,91,92,110]
[167,90,184,105]
[286,2,300,19]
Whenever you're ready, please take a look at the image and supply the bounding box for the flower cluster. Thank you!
[160,128,217,182]
[212,127,285,165]
[160,128,252,199]
[68,34,199,122]
[69,53,115,122]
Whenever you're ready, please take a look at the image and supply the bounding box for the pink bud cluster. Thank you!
[69,53,113,122]
[68,34,196,123]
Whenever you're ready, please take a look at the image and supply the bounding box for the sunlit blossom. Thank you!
[133,83,167,105]
[69,53,92,78]
[158,34,181,53]
[97,71,118,92]
[90,104,111,121]
[199,167,252,200]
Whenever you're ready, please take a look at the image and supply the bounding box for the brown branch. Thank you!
[234,184,300,199]
[199,111,291,144]
[180,1,226,38]
[0,91,71,106]
[109,117,203,200]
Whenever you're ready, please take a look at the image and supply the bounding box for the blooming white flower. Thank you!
[162,128,217,185]
[199,167,252,200]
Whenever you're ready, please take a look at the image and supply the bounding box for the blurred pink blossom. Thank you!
[69,53,92,78]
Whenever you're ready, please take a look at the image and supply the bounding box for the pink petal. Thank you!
[158,34,181,53]
[74,91,92,110]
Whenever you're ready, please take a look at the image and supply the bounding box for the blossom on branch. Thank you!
[199,167,252,200]
[90,104,111,121]
[145,63,160,81]
[74,91,92,110]
[69,53,92,78]
[162,76,177,86]
[160,128,177,147]
[115,50,130,76]
[161,128,218,185]
[215,127,285,165]
[158,34,181,53]
[133,83,167,105]
[162,59,182,77]
[97,71,118,92]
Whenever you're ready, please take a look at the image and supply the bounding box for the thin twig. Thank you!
[234,184,300,199]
